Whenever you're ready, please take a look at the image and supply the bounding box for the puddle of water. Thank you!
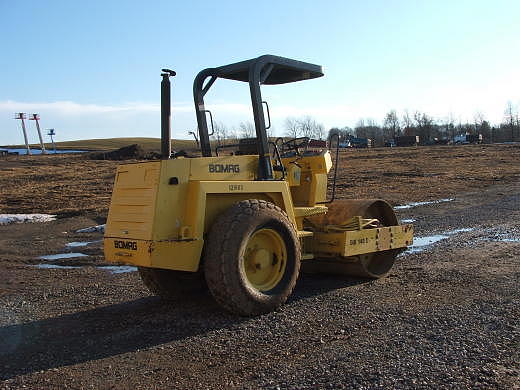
[406,227,475,254]
[499,238,520,243]
[76,224,105,233]
[400,218,416,223]
[395,198,454,210]
[35,264,80,270]
[39,253,88,260]
[407,234,449,253]
[99,266,138,274]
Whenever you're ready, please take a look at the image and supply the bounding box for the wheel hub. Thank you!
[243,228,287,291]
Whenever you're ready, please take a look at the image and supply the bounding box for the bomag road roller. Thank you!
[103,55,414,316]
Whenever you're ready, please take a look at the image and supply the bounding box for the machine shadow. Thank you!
[0,295,243,379]
[290,273,371,302]
[0,275,368,380]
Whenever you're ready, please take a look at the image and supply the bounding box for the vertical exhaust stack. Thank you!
[161,69,176,159]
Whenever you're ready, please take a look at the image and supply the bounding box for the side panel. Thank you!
[152,159,192,241]
[104,162,161,240]
[185,181,296,243]
[147,158,200,271]
[105,157,295,272]
[149,181,292,272]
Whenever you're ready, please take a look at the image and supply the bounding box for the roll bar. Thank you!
[193,55,323,180]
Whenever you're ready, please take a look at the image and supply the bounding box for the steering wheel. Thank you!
[281,137,310,156]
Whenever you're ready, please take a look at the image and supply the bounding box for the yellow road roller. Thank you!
[103,55,413,316]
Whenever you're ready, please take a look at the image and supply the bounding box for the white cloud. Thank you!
[0,100,255,116]
[1,100,168,115]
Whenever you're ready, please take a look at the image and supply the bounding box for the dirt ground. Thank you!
[0,144,519,389]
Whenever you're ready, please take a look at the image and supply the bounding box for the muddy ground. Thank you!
[0,144,519,389]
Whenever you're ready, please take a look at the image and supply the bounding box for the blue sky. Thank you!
[1,0,519,145]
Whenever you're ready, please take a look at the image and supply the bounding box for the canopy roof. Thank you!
[206,55,323,84]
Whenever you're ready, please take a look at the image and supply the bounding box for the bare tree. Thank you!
[383,110,400,139]
[445,112,456,141]
[213,121,228,145]
[284,117,300,138]
[299,116,325,139]
[403,110,413,135]
[473,111,491,141]
[284,116,325,139]
[413,111,434,142]
[239,121,255,138]
[355,119,367,138]
[474,111,485,130]
[314,123,325,140]
[504,101,517,142]
[228,128,239,142]
[299,116,314,138]
[328,127,341,142]
[354,118,383,145]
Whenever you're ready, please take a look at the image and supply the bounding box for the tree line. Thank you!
[205,102,520,146]
[329,102,520,146]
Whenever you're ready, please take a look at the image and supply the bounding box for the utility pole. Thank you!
[14,113,31,155]
[29,114,47,154]
[47,129,56,153]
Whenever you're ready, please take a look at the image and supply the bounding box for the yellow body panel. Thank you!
[105,162,160,240]
[103,150,414,272]
[104,156,295,271]
[311,224,414,257]
[283,152,332,206]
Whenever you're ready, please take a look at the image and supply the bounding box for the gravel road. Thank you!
[0,157,519,389]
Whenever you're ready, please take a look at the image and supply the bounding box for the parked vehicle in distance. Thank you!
[395,135,419,147]
[349,137,372,148]
[454,134,483,144]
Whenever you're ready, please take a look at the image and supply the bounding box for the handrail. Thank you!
[318,133,340,204]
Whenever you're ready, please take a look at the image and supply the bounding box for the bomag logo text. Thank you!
[114,240,138,251]
[209,164,240,173]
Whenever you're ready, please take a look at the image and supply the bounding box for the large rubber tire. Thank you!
[138,267,207,300]
[204,199,301,316]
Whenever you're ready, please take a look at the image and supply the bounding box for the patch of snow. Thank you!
[0,214,56,225]
[99,266,137,274]
[446,228,474,235]
[39,252,88,260]
[76,224,105,233]
[400,218,416,223]
[66,241,100,248]
[33,264,137,273]
[394,198,454,210]
[35,264,80,270]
